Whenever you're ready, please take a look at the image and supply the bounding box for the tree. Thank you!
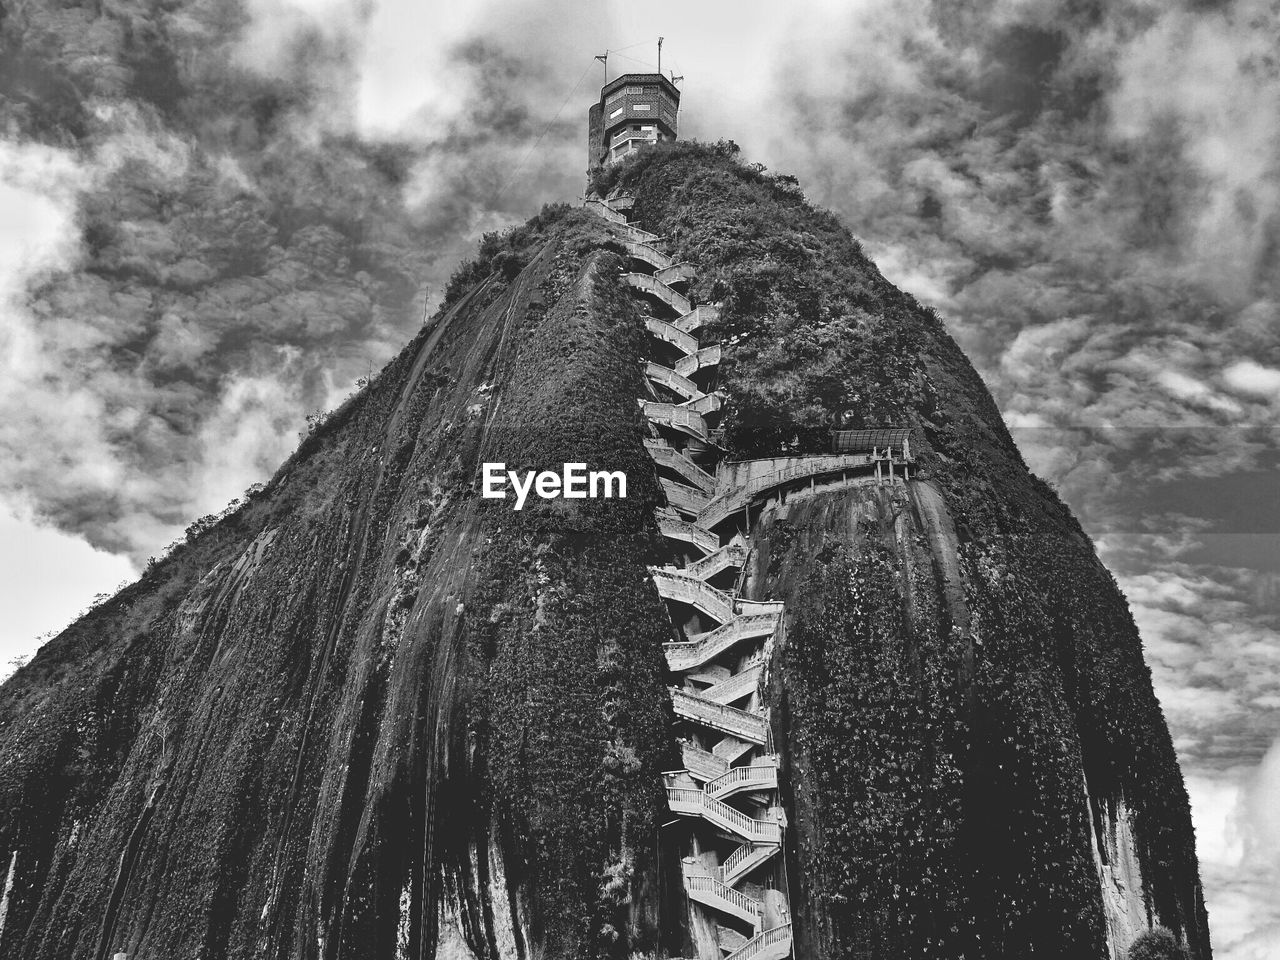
[1127,927,1188,960]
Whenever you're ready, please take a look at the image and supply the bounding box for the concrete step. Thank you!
[657,262,698,286]
[624,272,693,316]
[724,922,792,960]
[645,360,703,402]
[664,613,779,672]
[718,926,749,954]
[697,453,879,529]
[674,344,721,378]
[655,510,719,555]
[623,238,671,270]
[719,841,782,887]
[707,757,779,800]
[683,871,762,928]
[643,400,710,443]
[675,303,721,333]
[660,478,713,517]
[701,664,761,705]
[584,197,626,224]
[670,689,767,744]
[644,317,700,356]
[712,735,756,763]
[682,539,747,583]
[688,665,732,685]
[681,743,730,781]
[617,222,662,245]
[680,392,723,416]
[668,788,781,843]
[651,568,735,623]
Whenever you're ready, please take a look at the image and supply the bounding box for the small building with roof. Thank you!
[587,73,681,170]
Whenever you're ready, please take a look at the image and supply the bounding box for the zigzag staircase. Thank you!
[584,189,792,960]
[586,187,917,960]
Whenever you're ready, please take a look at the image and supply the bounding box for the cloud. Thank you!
[0,4,441,562]
[192,372,304,515]
[0,141,86,296]
[236,0,364,80]
[1186,737,1280,959]
[0,504,135,679]
[1107,548,1280,770]
[1108,2,1280,302]
[1224,361,1280,401]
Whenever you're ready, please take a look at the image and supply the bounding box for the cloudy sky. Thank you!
[1,0,1277,954]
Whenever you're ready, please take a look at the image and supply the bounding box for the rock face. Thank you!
[0,145,1211,960]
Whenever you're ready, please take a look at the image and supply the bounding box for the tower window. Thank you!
[633,103,651,111]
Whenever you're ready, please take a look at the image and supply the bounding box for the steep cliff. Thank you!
[601,142,1210,960]
[0,144,1209,960]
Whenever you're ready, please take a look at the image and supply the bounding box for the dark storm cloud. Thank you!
[743,7,1280,871]
[0,0,554,561]
[0,0,611,564]
[3,0,1275,685]
[399,33,589,284]
[759,0,1279,531]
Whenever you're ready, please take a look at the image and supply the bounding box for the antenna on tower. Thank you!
[657,37,663,74]
[595,52,608,84]
[671,75,684,86]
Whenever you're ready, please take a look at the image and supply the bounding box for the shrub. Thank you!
[1127,928,1188,960]
[441,202,574,308]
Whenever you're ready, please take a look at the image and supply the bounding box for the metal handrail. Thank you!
[611,129,659,149]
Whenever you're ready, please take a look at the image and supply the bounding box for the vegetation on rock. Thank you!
[612,142,1209,960]
[0,142,1209,960]
[1128,927,1191,960]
